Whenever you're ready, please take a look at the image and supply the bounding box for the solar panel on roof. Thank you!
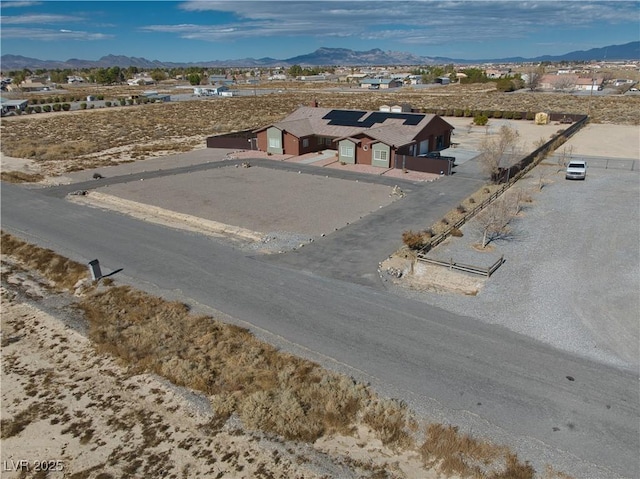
[322,110,425,128]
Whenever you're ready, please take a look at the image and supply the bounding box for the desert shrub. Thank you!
[362,398,412,447]
[80,102,87,110]
[482,110,493,118]
[127,99,134,105]
[526,111,536,120]
[469,197,476,204]
[454,109,464,117]
[473,114,488,126]
[43,105,51,112]
[105,101,112,107]
[46,97,53,103]
[503,111,514,119]
[419,424,534,478]
[62,103,71,111]
[53,96,60,103]
[450,228,464,237]
[39,98,47,104]
[34,105,41,113]
[513,111,523,120]
[445,108,455,116]
[402,230,432,250]
[97,94,104,100]
[456,204,466,214]
[119,98,126,106]
[52,103,62,111]
[464,109,473,117]
[493,110,503,119]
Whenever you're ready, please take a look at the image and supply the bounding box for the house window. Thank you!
[341,145,354,157]
[374,149,388,161]
[268,137,281,148]
[302,138,309,148]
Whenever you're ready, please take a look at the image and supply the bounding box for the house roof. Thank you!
[255,106,452,148]
[360,78,400,85]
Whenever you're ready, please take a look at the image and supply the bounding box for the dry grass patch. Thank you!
[0,170,44,183]
[1,231,88,290]
[2,85,638,178]
[421,424,535,479]
[2,232,568,478]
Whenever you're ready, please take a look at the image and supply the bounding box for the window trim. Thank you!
[373,149,388,161]
[268,137,281,148]
[340,144,354,157]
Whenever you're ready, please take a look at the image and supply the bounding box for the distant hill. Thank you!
[1,42,638,70]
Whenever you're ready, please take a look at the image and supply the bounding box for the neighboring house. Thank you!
[127,77,154,86]
[575,77,604,91]
[67,75,85,84]
[195,84,229,96]
[254,104,454,170]
[435,76,451,85]
[539,74,579,91]
[359,78,403,89]
[19,80,48,92]
[208,75,234,85]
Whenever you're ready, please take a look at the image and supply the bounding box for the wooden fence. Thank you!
[395,154,455,175]
[206,129,257,150]
[417,255,505,277]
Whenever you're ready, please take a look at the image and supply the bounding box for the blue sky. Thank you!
[1,1,639,62]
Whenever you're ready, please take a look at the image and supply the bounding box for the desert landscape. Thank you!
[2,81,639,478]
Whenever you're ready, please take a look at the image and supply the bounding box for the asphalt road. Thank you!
[2,182,638,479]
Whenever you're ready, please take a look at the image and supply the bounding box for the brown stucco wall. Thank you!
[283,132,300,155]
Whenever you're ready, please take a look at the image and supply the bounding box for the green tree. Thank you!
[151,69,166,83]
[187,73,201,86]
[288,64,303,77]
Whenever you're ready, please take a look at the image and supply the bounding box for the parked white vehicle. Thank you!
[566,160,587,180]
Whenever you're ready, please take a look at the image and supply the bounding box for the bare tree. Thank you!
[524,65,545,91]
[557,145,574,171]
[550,74,578,92]
[479,125,521,182]
[476,199,513,248]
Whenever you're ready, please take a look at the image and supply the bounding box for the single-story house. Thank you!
[127,77,154,86]
[359,78,403,89]
[19,81,48,92]
[575,77,604,91]
[254,104,454,169]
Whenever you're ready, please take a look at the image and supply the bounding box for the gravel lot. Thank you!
[388,164,640,371]
[97,165,399,247]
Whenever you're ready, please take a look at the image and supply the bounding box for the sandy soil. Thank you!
[0,261,439,479]
[381,252,486,296]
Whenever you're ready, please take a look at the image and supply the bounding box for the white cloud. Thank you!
[165,1,639,44]
[0,1,42,8]
[1,27,111,41]
[1,13,84,25]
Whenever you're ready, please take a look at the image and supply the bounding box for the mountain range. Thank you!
[1,42,638,71]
